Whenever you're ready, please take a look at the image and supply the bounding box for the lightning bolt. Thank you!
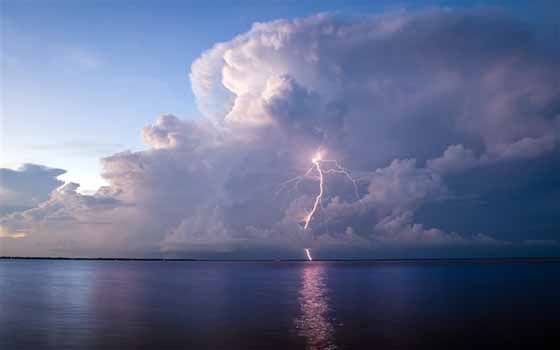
[323,161,360,201]
[277,149,360,261]
[301,151,360,230]
[305,248,313,261]
[303,153,325,230]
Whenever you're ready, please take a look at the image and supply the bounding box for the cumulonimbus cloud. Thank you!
[2,9,559,258]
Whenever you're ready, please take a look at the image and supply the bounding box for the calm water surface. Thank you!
[1,260,559,349]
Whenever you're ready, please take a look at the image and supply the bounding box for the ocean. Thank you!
[1,259,559,349]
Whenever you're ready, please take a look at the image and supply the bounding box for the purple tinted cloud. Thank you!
[2,9,559,257]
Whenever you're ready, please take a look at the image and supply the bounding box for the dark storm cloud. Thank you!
[0,164,65,215]
[2,9,559,257]
[418,152,560,244]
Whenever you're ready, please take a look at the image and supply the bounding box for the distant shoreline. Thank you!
[1,256,560,263]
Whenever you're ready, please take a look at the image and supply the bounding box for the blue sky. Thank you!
[2,1,560,257]
[2,0,556,192]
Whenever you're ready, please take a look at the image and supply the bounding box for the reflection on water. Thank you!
[295,264,337,350]
[2,261,560,349]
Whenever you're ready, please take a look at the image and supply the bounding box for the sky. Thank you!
[1,0,560,258]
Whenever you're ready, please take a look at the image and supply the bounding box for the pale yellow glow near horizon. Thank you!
[0,226,27,239]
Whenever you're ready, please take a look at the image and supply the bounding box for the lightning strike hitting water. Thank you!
[277,150,361,261]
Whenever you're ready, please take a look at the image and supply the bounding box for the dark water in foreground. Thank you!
[1,260,559,349]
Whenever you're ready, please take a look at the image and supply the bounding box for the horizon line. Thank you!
[2,256,560,263]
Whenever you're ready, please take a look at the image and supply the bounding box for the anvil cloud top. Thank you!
[2,5,560,259]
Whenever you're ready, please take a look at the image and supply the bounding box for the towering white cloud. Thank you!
[2,9,559,257]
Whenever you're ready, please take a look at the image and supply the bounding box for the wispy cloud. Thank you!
[14,141,125,157]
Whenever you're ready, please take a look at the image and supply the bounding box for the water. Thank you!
[1,260,559,349]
